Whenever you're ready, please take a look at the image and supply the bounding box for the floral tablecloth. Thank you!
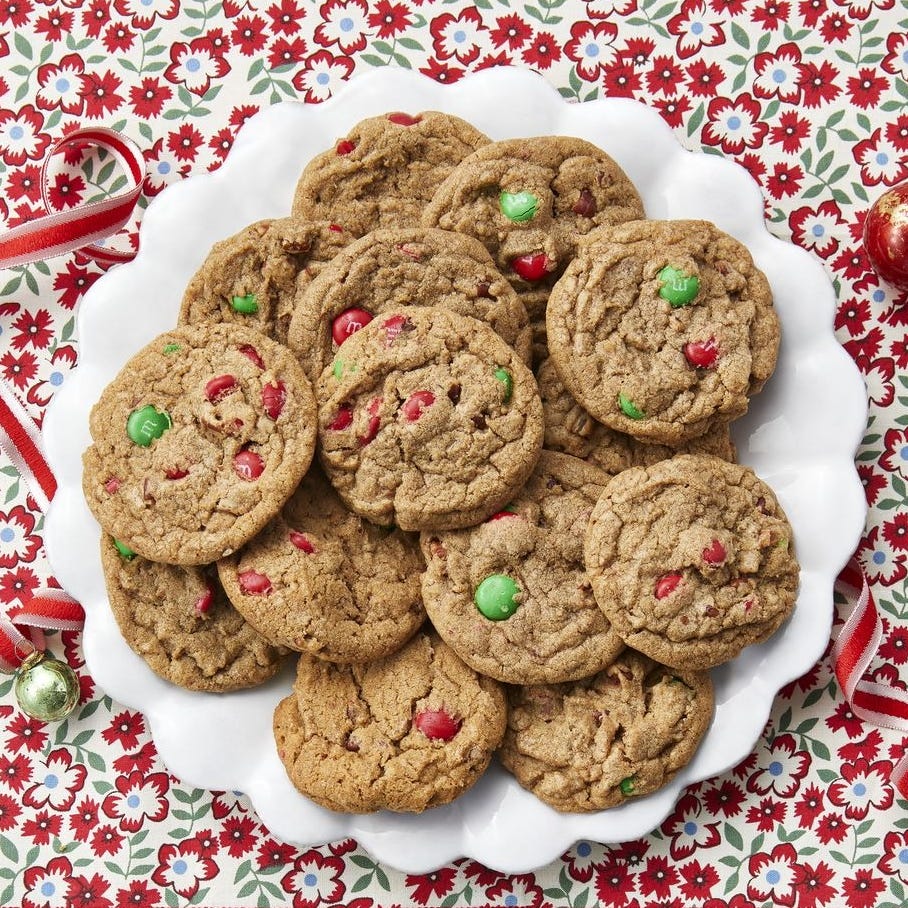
[1,0,907,905]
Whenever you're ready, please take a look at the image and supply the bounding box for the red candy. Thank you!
[413,707,462,741]
[329,224,343,233]
[289,531,315,554]
[165,467,189,480]
[684,337,719,369]
[238,570,272,595]
[336,139,356,155]
[654,572,682,599]
[233,448,264,480]
[332,308,373,346]
[104,477,120,493]
[261,381,286,420]
[328,405,353,431]
[488,509,518,521]
[382,314,412,344]
[237,344,264,368]
[702,539,727,565]
[205,374,238,404]
[193,585,214,615]
[358,397,381,446]
[572,188,597,217]
[510,252,551,282]
[387,112,421,126]
[401,390,435,422]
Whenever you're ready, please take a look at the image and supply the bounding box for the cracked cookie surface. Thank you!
[420,451,624,684]
[179,218,350,345]
[217,465,426,663]
[546,219,779,445]
[273,631,507,813]
[83,323,316,565]
[291,111,489,238]
[288,227,532,383]
[316,305,543,531]
[100,536,286,692]
[499,649,713,812]
[584,454,799,670]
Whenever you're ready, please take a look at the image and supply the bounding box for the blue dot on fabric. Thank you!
[769,761,783,776]
[173,859,187,875]
[852,782,866,796]
[50,371,63,386]
[141,0,152,5]
[185,58,201,73]
[41,883,55,897]
[766,869,781,885]
[691,21,704,34]
[873,550,886,565]
[157,161,171,175]
[453,29,466,43]
[773,68,786,83]
[903,49,908,63]
[812,224,824,237]
[9,126,23,141]
[0,528,13,542]
[316,73,330,85]
[877,152,889,166]
[727,115,741,130]
[44,773,58,789]
[304,873,317,886]
[577,841,591,857]
[900,446,908,460]
[55,78,70,93]
[874,288,886,302]
[127,794,140,808]
[505,897,518,908]
[684,821,698,835]
[586,43,599,57]
[340,17,353,31]
[899,847,908,863]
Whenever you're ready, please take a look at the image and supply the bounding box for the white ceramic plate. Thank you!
[43,67,867,874]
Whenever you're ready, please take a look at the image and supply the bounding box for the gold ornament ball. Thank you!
[14,651,80,722]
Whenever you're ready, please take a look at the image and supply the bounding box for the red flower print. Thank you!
[765,161,803,199]
[704,897,757,908]
[229,104,259,129]
[430,7,486,65]
[79,70,124,119]
[565,20,618,81]
[828,757,894,819]
[794,783,825,828]
[883,31,908,78]
[67,872,113,908]
[91,823,125,856]
[602,57,641,97]
[667,0,725,60]
[797,59,841,107]
[101,770,169,832]
[862,355,896,407]
[267,0,305,35]
[114,880,161,908]
[841,869,886,908]
[879,830,908,882]
[789,200,843,259]
[564,839,607,882]
[47,171,86,210]
[0,752,33,793]
[418,57,464,84]
[103,20,135,54]
[112,0,178,29]
[835,296,870,336]
[886,114,908,152]
[315,0,371,55]
[679,859,719,901]
[858,524,907,585]
[737,152,766,183]
[746,795,787,831]
[799,0,828,25]
[34,7,75,42]
[486,876,545,908]
[0,791,21,831]
[128,78,172,118]
[256,837,297,869]
[366,0,409,37]
[0,104,50,167]
[883,512,908,551]
[209,126,234,162]
[879,623,908,663]
[165,38,231,97]
[701,93,767,154]
[838,729,885,762]
[653,94,692,127]
[853,128,908,186]
[22,808,62,845]
[791,861,837,908]
[847,67,889,109]
[5,163,40,202]
[81,0,110,37]
[281,849,346,906]
[475,49,510,70]
[522,31,561,69]
[192,828,219,856]
[753,42,801,101]
[268,35,308,68]
[685,59,725,96]
[489,12,530,49]
[702,779,745,817]
[857,463,887,506]
[10,308,53,350]
[661,792,721,860]
[827,698,865,737]
[166,123,204,162]
[4,711,47,753]
[23,748,86,810]
[152,840,218,900]
[23,856,73,908]
[621,35,656,65]
[747,842,798,906]
[405,867,457,904]
[101,710,145,750]
[820,9,852,40]
[219,815,258,857]
[53,259,100,309]
[210,790,247,819]
[639,854,679,899]
[112,741,158,775]
[834,0,894,19]
[0,504,41,566]
[747,733,809,797]
[751,0,790,29]
[587,0,637,14]
[232,14,268,55]
[292,49,354,102]
[645,53,683,95]
[0,0,31,27]
[69,796,100,842]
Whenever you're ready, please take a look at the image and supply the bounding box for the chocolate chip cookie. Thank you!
[179,218,350,344]
[499,649,713,812]
[546,219,780,445]
[217,465,426,663]
[287,227,532,383]
[316,305,544,531]
[100,535,286,692]
[420,451,624,684]
[536,358,736,475]
[422,136,644,318]
[83,323,317,565]
[584,454,799,670]
[273,630,507,813]
[291,111,489,238]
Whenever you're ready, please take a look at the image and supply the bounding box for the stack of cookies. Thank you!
[82,111,800,816]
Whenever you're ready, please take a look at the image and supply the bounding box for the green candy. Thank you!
[126,405,171,446]
[231,293,259,314]
[162,343,181,354]
[113,539,136,560]
[618,393,644,420]
[332,357,344,379]
[620,776,637,796]
[658,266,700,307]
[474,574,520,621]
[494,367,513,403]
[499,190,539,223]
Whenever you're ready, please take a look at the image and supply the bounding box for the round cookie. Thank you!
[100,535,285,692]
[179,217,350,345]
[83,323,317,565]
[316,305,544,532]
[499,649,713,812]
[272,631,507,813]
[291,111,489,238]
[536,358,736,475]
[420,451,624,684]
[422,135,645,318]
[546,219,780,445]
[583,454,799,670]
[287,227,533,383]
[217,465,426,663]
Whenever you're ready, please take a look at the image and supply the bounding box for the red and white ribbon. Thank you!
[0,126,144,269]
[0,381,56,513]
[833,558,908,798]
